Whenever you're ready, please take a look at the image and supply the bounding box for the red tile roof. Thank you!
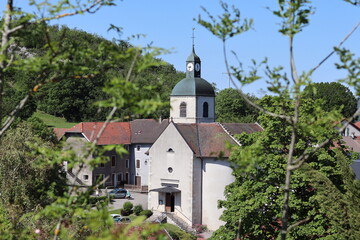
[354,121,360,130]
[54,122,131,145]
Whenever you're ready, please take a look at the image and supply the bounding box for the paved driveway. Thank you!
[108,192,148,211]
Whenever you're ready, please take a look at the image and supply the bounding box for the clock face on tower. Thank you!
[187,62,194,71]
[195,63,200,71]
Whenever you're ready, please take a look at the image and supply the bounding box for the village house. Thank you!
[54,120,168,189]
[54,122,131,187]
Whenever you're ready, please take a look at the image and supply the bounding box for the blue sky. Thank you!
[10,0,360,96]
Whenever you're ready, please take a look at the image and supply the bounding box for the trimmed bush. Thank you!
[133,204,143,216]
[120,208,130,216]
[123,201,133,211]
[140,210,153,218]
[121,201,133,216]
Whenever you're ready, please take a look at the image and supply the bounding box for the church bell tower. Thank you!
[170,41,215,124]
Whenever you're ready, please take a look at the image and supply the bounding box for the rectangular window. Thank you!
[83,175,89,181]
[125,172,129,183]
[136,145,141,151]
[117,173,123,181]
[126,159,129,169]
[111,155,116,166]
[100,163,105,167]
[136,159,140,168]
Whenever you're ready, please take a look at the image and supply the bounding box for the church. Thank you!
[54,44,263,231]
[147,46,262,230]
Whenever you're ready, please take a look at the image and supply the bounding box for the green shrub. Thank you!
[121,201,133,216]
[140,210,153,218]
[133,204,143,216]
[120,208,130,216]
[123,201,133,211]
[162,223,196,240]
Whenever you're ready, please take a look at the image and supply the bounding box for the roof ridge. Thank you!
[217,122,242,146]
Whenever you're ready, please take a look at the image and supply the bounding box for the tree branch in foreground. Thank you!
[311,20,360,73]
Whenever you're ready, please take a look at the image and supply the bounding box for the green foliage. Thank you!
[88,196,109,205]
[335,47,360,96]
[133,204,144,216]
[133,63,184,119]
[197,1,253,41]
[123,201,134,211]
[303,82,356,118]
[215,88,258,123]
[162,223,196,240]
[121,202,134,216]
[0,1,171,239]
[211,96,360,240]
[31,25,127,122]
[199,1,360,238]
[32,110,77,128]
[140,210,153,218]
[0,121,66,229]
[272,0,313,36]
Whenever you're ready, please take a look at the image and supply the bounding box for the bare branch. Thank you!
[0,1,14,122]
[7,24,24,34]
[281,31,301,240]
[289,36,299,84]
[38,0,104,23]
[287,216,312,233]
[0,94,29,137]
[126,48,140,82]
[222,41,293,122]
[311,20,360,73]
[288,108,360,171]
[5,53,14,68]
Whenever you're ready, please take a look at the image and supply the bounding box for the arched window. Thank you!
[203,102,209,117]
[180,102,187,117]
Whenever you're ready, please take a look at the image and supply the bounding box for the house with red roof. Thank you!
[55,122,132,187]
[54,120,169,188]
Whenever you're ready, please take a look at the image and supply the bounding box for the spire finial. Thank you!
[192,28,195,51]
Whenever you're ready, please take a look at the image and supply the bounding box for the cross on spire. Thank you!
[192,28,195,48]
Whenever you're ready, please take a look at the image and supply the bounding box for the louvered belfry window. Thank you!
[180,102,187,117]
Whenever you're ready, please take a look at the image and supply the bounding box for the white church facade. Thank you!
[148,47,262,230]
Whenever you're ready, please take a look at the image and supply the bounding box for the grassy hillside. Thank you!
[33,111,78,128]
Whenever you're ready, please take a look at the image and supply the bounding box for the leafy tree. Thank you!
[0,1,168,239]
[133,63,185,119]
[211,96,360,239]
[216,88,258,123]
[197,0,360,239]
[7,24,183,122]
[303,82,357,118]
[0,120,66,227]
